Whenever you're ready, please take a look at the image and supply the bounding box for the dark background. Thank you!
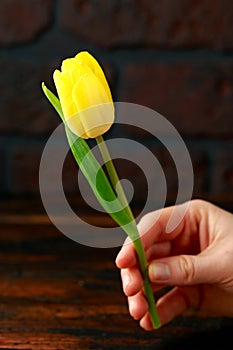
[0,1,232,348]
[0,0,232,209]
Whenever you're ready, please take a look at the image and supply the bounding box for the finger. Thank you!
[139,312,153,331]
[146,241,172,262]
[117,200,208,270]
[139,285,200,330]
[137,200,204,251]
[157,286,200,326]
[115,242,137,269]
[149,253,218,286]
[121,267,143,297]
[116,202,187,269]
[137,205,185,250]
[116,240,172,269]
[128,291,148,321]
[151,283,167,293]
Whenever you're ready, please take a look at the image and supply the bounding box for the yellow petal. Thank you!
[53,52,114,138]
[65,113,88,139]
[53,69,87,137]
[53,70,77,118]
[61,58,76,72]
[72,72,114,138]
[75,51,113,103]
[61,57,84,73]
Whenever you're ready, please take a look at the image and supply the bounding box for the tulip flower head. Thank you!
[53,51,114,138]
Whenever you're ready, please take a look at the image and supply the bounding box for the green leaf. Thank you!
[41,83,138,239]
[42,82,65,122]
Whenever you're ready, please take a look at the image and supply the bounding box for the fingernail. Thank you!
[149,262,170,281]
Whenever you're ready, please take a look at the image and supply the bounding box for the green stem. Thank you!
[95,135,161,329]
[96,135,134,222]
[133,234,161,329]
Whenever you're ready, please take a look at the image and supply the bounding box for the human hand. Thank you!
[116,200,233,330]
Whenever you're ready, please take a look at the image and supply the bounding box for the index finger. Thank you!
[115,236,136,268]
[116,201,198,268]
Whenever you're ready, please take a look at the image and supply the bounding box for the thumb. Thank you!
[149,254,217,286]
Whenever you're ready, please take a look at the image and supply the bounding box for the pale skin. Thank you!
[116,200,233,330]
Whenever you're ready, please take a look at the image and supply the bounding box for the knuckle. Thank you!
[189,199,208,213]
[128,298,140,320]
[178,255,196,284]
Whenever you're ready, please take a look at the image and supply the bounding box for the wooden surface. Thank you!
[0,199,232,349]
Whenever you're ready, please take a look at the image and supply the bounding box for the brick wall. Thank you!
[0,0,232,209]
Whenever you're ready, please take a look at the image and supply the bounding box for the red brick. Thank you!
[0,59,59,135]
[59,0,233,49]
[150,147,208,198]
[112,146,207,206]
[0,0,53,45]
[0,58,115,136]
[212,148,233,194]
[114,158,148,208]
[8,140,208,203]
[59,0,145,47]
[0,151,5,193]
[10,145,43,195]
[120,62,233,137]
[144,0,233,49]
[190,150,208,196]
[63,151,81,195]
[10,145,81,196]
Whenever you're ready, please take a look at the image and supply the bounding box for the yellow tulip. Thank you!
[53,51,114,138]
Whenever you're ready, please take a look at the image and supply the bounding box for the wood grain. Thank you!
[0,199,232,349]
